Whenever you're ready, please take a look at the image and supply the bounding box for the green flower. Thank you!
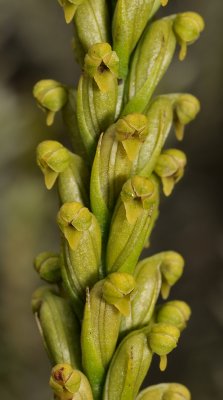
[102,272,136,316]
[33,79,67,125]
[173,12,205,60]
[84,43,119,92]
[154,149,187,196]
[36,141,70,190]
[148,323,180,371]
[57,202,93,250]
[173,94,200,140]
[115,113,149,161]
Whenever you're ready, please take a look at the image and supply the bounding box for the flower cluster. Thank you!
[32,1,204,399]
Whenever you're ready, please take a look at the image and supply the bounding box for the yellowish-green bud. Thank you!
[102,272,136,316]
[156,301,191,332]
[84,43,119,92]
[34,251,61,283]
[31,286,56,313]
[148,323,180,371]
[115,113,149,161]
[154,149,187,196]
[36,141,70,190]
[173,94,200,140]
[50,364,81,400]
[160,252,184,299]
[33,79,67,125]
[57,202,93,250]
[173,12,205,61]
[58,0,84,24]
[121,176,155,224]
[136,383,191,400]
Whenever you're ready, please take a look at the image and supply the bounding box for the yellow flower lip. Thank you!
[58,0,85,24]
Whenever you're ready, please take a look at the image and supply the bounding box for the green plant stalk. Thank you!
[32,1,204,399]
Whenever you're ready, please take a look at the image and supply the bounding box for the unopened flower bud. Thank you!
[156,301,191,332]
[136,383,191,400]
[173,12,205,60]
[84,43,119,92]
[33,80,67,125]
[34,251,61,283]
[37,141,70,189]
[155,149,187,196]
[102,272,136,316]
[148,323,180,371]
[173,94,200,140]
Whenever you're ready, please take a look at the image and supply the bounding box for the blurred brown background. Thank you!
[0,0,222,399]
